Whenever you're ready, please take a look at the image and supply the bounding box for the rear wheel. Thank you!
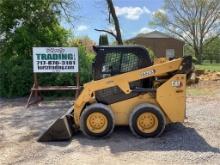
[80,103,115,138]
[129,103,166,137]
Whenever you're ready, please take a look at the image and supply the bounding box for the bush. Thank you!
[78,45,95,83]
[146,48,155,60]
[0,55,33,97]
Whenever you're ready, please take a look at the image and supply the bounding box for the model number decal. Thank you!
[172,80,181,87]
[141,69,155,77]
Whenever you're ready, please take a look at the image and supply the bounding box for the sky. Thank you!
[63,0,164,43]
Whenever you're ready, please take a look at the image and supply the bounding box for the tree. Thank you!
[204,37,220,63]
[99,34,109,45]
[0,0,76,56]
[69,36,96,53]
[151,0,220,64]
[95,0,123,45]
[0,0,74,97]
[68,38,95,83]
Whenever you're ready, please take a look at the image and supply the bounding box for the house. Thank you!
[127,30,185,59]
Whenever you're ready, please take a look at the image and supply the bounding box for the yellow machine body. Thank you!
[73,58,186,126]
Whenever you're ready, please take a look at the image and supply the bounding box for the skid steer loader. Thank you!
[38,45,192,142]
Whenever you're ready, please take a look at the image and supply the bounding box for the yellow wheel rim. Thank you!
[86,112,108,134]
[137,112,158,133]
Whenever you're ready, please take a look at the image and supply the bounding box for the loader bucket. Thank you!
[38,107,76,142]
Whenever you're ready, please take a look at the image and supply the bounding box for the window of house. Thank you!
[166,49,175,59]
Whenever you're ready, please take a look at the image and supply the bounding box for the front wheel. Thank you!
[129,103,166,137]
[80,103,115,138]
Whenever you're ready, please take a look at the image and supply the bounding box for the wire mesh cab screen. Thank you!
[102,52,139,77]
[93,46,152,80]
[93,46,152,104]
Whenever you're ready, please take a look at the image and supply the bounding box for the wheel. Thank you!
[80,103,115,138]
[129,103,166,138]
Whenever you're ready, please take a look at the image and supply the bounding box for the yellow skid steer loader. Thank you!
[38,46,192,141]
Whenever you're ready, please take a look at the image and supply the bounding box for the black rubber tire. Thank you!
[80,103,115,138]
[129,103,166,138]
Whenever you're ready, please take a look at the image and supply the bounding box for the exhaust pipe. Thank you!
[38,107,77,142]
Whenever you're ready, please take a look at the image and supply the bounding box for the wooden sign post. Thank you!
[26,47,80,108]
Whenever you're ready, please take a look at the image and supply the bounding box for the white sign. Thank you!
[33,47,78,73]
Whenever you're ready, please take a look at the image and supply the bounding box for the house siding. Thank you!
[128,37,184,58]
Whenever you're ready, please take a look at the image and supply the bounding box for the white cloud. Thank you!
[152,8,166,16]
[76,25,88,32]
[158,9,166,14]
[115,6,151,20]
[138,27,154,33]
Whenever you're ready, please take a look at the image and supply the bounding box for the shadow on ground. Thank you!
[45,124,220,154]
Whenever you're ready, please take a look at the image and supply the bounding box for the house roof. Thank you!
[128,30,184,43]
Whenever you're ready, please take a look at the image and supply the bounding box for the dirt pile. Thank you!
[187,70,220,85]
[197,71,220,81]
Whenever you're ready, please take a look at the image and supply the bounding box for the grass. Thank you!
[187,87,213,96]
[195,63,220,72]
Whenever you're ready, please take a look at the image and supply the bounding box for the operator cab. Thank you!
[93,46,152,80]
[93,46,153,105]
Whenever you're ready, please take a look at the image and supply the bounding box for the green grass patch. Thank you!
[195,63,220,72]
[187,88,208,96]
[187,87,215,96]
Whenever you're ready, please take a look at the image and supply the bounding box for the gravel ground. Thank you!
[0,81,220,165]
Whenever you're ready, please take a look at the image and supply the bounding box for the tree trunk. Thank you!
[199,46,203,64]
[194,47,203,64]
[106,0,123,45]
[216,54,220,63]
[197,53,202,64]
[194,48,199,64]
